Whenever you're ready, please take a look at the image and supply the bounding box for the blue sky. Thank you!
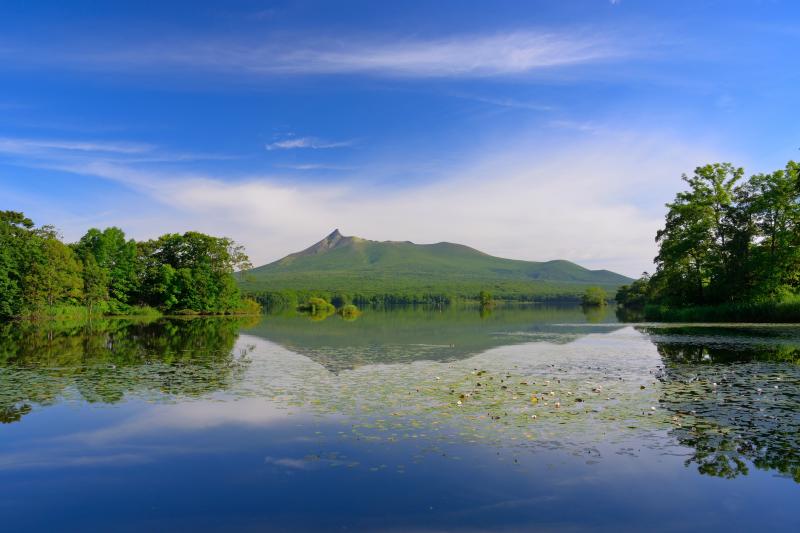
[1,0,799,276]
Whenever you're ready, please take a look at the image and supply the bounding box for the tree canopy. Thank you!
[617,160,800,315]
[0,211,257,320]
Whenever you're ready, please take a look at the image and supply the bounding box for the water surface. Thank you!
[1,306,799,531]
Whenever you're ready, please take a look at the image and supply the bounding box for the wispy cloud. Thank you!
[453,93,553,112]
[265,136,355,151]
[276,163,354,171]
[546,120,606,135]
[12,30,626,79]
[0,137,154,155]
[0,136,236,165]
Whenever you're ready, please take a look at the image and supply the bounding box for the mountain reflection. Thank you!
[244,304,623,372]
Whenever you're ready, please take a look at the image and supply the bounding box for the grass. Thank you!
[644,294,800,322]
[20,304,163,322]
[12,296,262,323]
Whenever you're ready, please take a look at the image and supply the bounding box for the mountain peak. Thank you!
[320,228,346,249]
[279,229,353,263]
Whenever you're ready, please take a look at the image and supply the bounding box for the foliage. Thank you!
[643,293,800,322]
[478,290,493,306]
[615,273,650,309]
[0,212,84,319]
[338,304,361,320]
[73,227,138,304]
[581,286,607,307]
[298,296,337,320]
[136,231,252,314]
[235,297,263,316]
[619,161,800,320]
[0,211,253,320]
[0,211,36,318]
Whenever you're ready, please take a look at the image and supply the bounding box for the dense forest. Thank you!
[0,211,259,320]
[617,161,800,321]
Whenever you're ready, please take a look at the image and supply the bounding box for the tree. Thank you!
[0,213,253,320]
[615,273,651,309]
[737,163,800,297]
[81,253,109,315]
[23,227,83,312]
[478,290,493,306]
[653,163,743,305]
[582,287,607,307]
[74,227,138,304]
[627,159,800,314]
[0,211,36,319]
[137,232,251,313]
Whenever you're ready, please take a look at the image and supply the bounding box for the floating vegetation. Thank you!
[0,318,254,421]
[654,350,800,482]
[2,315,800,483]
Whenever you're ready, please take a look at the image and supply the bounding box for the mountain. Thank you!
[239,230,633,301]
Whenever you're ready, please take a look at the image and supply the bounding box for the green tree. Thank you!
[653,163,743,305]
[478,290,493,306]
[615,273,651,309]
[74,227,138,304]
[627,160,800,317]
[23,227,83,312]
[0,211,36,319]
[81,253,110,315]
[138,232,251,313]
[737,163,800,297]
[582,286,607,307]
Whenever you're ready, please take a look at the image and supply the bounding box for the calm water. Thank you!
[1,305,799,532]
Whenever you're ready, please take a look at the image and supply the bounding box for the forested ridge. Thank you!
[617,160,800,321]
[240,229,631,307]
[0,211,259,320]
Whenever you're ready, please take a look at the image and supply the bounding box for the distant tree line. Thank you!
[250,289,456,312]
[617,161,800,320]
[0,210,258,320]
[248,288,607,313]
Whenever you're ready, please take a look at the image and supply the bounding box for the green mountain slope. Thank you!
[239,230,632,301]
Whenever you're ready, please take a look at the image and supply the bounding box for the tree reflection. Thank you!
[0,317,257,423]
[647,329,800,483]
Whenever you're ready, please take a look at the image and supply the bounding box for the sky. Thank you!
[1,0,799,277]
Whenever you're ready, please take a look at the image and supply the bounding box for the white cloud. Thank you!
[0,137,237,166]
[19,30,626,79]
[69,397,297,445]
[265,136,354,151]
[0,137,154,155]
[276,163,354,171]
[453,93,553,112]
[10,127,720,277]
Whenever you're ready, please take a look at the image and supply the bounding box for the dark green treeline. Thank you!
[0,211,259,320]
[617,161,800,320]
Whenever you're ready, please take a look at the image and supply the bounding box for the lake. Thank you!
[1,305,799,532]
